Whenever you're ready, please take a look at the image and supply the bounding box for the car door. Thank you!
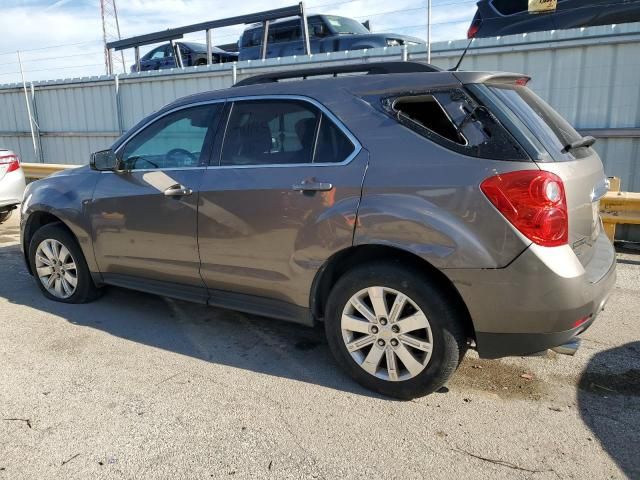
[140,46,163,71]
[159,45,176,69]
[90,102,224,300]
[198,97,367,308]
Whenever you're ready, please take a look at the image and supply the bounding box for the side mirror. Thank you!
[90,149,118,171]
[313,24,325,37]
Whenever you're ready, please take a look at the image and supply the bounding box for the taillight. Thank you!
[467,20,480,38]
[481,170,568,247]
[0,154,20,173]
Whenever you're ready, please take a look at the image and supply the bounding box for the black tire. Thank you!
[325,261,467,399]
[28,222,100,304]
[196,59,207,66]
[0,210,12,224]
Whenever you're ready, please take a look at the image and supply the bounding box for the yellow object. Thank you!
[528,0,557,14]
[600,177,640,241]
[22,163,77,179]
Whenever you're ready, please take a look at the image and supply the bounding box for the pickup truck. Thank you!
[238,14,425,61]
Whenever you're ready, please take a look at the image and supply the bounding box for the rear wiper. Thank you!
[456,105,488,130]
[562,135,596,153]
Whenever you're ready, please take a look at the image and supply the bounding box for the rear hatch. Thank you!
[471,81,608,267]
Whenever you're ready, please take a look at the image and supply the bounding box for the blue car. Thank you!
[131,42,238,72]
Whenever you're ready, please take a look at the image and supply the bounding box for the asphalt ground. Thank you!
[0,212,638,479]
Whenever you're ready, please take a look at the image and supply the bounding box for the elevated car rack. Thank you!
[233,61,442,87]
[106,3,312,75]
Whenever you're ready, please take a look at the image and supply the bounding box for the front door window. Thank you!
[120,105,220,170]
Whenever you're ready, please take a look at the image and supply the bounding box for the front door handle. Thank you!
[292,180,334,192]
[164,184,193,197]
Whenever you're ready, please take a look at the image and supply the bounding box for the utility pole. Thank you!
[100,0,126,75]
[427,0,432,63]
[17,51,38,162]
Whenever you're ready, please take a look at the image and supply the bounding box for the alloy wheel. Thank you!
[341,286,433,381]
[35,238,78,299]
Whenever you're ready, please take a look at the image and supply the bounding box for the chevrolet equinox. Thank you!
[20,62,616,399]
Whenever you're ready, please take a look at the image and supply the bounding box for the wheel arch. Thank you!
[310,244,476,340]
[23,211,79,275]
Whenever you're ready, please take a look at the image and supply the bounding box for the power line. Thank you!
[0,63,105,77]
[0,40,100,57]
[0,50,106,68]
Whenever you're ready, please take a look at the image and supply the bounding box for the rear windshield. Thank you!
[324,16,369,35]
[485,84,590,160]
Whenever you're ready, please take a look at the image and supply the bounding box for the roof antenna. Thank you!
[450,38,473,72]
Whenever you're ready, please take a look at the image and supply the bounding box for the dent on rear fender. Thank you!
[291,196,361,267]
[354,192,506,269]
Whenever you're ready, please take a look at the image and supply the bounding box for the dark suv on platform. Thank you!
[20,62,615,399]
[239,15,424,60]
[468,0,640,38]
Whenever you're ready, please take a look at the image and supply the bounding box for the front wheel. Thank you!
[28,223,100,303]
[325,262,467,399]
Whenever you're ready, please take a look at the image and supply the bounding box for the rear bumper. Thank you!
[445,230,616,358]
[0,170,26,210]
[475,309,602,359]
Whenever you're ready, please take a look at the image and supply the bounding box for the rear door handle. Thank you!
[164,184,193,197]
[292,180,333,192]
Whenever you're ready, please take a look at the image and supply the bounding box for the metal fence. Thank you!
[2,21,640,236]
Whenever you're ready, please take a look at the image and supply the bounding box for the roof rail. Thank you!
[233,61,442,87]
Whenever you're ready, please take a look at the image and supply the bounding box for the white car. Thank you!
[0,149,26,224]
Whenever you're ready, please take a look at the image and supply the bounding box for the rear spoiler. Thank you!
[453,71,531,85]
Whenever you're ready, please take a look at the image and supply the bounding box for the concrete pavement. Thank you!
[0,213,638,479]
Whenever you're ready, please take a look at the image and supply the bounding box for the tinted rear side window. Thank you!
[491,0,528,15]
[221,99,356,166]
[486,84,589,160]
[315,115,356,163]
[221,100,319,166]
[386,90,528,161]
[242,29,262,47]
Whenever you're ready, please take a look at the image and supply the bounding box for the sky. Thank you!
[0,0,478,84]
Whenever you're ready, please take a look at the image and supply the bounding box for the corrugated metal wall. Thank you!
[1,22,639,237]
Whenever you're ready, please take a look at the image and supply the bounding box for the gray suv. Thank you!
[20,62,616,399]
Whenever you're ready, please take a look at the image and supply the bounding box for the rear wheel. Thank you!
[28,223,100,303]
[325,262,467,399]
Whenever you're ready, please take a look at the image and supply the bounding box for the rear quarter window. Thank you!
[384,90,529,161]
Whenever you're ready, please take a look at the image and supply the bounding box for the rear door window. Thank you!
[220,99,356,166]
[221,100,319,166]
[242,29,262,47]
[269,23,300,44]
[386,90,528,161]
[484,84,589,160]
[315,115,356,163]
[491,0,528,15]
